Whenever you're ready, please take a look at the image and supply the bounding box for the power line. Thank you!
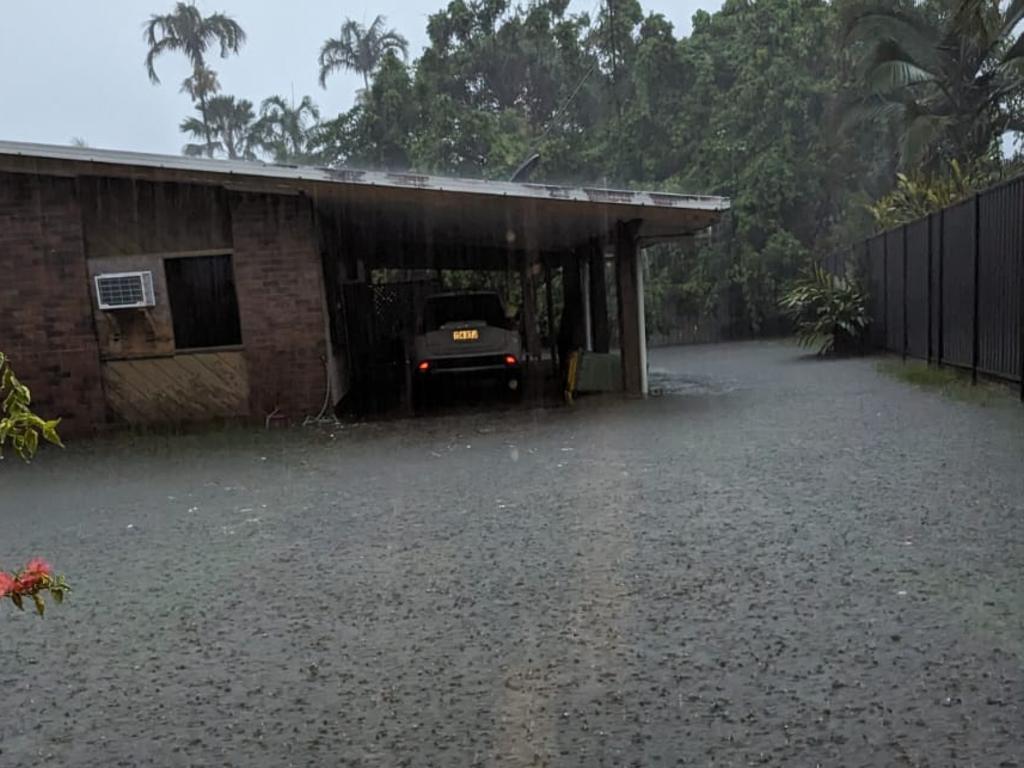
[606,0,622,123]
[531,0,604,147]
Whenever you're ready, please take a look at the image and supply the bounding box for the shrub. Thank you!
[1,352,70,616]
[866,160,992,230]
[0,351,63,461]
[0,559,71,616]
[780,265,870,356]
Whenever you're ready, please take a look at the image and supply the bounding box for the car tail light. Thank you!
[504,355,518,366]
[418,361,431,372]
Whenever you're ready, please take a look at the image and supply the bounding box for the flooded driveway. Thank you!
[1,341,1021,766]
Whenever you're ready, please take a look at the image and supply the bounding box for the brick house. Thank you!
[0,142,727,435]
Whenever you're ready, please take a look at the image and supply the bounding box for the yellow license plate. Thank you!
[452,329,480,341]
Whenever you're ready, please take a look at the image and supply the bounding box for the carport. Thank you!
[0,141,727,430]
[308,171,728,405]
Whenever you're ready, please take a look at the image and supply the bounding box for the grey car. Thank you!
[413,291,524,400]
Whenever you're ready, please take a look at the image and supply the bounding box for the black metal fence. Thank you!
[826,177,1024,399]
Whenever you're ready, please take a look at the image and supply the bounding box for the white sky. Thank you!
[0,1,716,155]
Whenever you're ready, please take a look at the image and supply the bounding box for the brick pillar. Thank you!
[0,172,105,436]
[230,193,330,421]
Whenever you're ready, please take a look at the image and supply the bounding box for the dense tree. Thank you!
[149,0,1024,335]
[844,0,1024,170]
[144,2,246,157]
[256,96,321,164]
[181,95,259,160]
[301,0,894,330]
[318,16,409,92]
[178,64,222,156]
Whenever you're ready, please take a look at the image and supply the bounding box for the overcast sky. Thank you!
[0,1,716,156]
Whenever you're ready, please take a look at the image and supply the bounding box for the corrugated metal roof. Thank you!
[0,140,729,214]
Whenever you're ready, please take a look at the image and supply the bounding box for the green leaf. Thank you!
[867,59,935,95]
[42,420,63,448]
[11,593,23,610]
[24,428,38,458]
[32,594,45,617]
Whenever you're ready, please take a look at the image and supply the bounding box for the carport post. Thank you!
[615,220,646,397]
[520,257,542,360]
[544,262,557,370]
[588,240,610,353]
[580,256,593,350]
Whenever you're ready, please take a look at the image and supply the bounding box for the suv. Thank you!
[413,291,523,399]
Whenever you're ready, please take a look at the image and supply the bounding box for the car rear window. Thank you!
[424,294,506,330]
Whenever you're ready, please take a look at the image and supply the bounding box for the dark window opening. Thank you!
[164,254,242,349]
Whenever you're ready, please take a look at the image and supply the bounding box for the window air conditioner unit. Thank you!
[95,271,156,310]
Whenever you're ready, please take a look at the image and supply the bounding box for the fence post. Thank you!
[972,194,981,384]
[938,208,945,366]
[902,224,908,361]
[882,233,889,352]
[926,213,933,364]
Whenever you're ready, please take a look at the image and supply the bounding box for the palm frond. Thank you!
[297,96,321,122]
[319,15,409,87]
[204,13,247,58]
[318,39,359,87]
[866,56,937,95]
[144,4,244,85]
[179,66,220,100]
[143,35,176,84]
[841,94,907,135]
[179,116,207,138]
[999,31,1024,69]
[846,9,943,73]
[377,29,410,60]
[1002,0,1024,38]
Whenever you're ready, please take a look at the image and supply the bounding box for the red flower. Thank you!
[15,572,42,593]
[23,558,52,578]
[0,572,14,598]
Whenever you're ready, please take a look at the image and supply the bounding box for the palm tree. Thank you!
[181,95,259,160]
[255,96,321,164]
[845,0,1024,169]
[144,2,246,157]
[318,15,409,92]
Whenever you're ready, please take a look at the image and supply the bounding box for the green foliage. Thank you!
[143,3,246,85]
[866,159,1000,229]
[319,15,409,92]
[1,359,71,619]
[844,0,1024,170]
[144,0,1024,337]
[256,96,321,164]
[780,265,870,355]
[181,94,259,159]
[0,352,63,462]
[1,559,71,617]
[144,3,246,158]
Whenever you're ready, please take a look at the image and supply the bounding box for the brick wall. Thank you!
[230,193,329,421]
[0,172,106,435]
[0,174,331,434]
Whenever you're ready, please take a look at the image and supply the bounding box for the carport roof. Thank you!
[0,140,729,263]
